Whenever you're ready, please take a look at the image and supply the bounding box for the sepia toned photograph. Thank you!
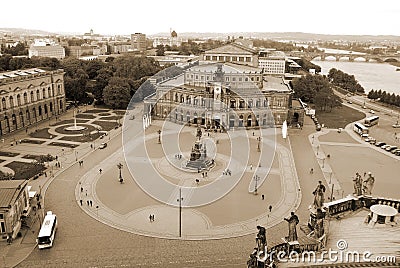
[0,0,400,267]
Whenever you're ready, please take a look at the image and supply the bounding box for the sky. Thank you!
[1,0,399,36]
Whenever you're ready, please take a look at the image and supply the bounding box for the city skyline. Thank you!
[1,0,399,36]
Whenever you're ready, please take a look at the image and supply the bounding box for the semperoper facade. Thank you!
[145,41,303,129]
[0,68,65,135]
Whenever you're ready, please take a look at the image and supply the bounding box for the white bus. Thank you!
[353,122,369,137]
[37,211,57,249]
[364,115,379,127]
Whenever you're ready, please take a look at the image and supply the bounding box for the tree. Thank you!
[156,45,165,56]
[103,77,131,109]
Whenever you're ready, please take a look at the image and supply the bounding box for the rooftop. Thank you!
[0,180,28,209]
[0,68,47,80]
[204,43,257,55]
[262,76,292,92]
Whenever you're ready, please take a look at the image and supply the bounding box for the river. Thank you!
[311,60,400,95]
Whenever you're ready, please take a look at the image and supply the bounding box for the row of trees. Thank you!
[327,68,365,94]
[291,74,342,111]
[0,53,178,108]
[368,89,400,108]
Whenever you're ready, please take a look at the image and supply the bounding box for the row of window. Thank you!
[205,55,252,62]
[186,74,261,82]
[1,85,62,111]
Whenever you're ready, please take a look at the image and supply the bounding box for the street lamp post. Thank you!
[177,188,183,237]
[254,175,259,195]
[257,137,261,152]
[117,163,123,183]
[158,130,161,144]
[322,157,325,168]
[75,150,78,162]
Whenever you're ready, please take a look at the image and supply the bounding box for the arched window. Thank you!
[17,94,21,106]
[42,88,46,99]
[2,97,6,110]
[36,89,40,100]
[9,96,14,108]
[23,92,28,104]
[31,91,34,102]
[48,87,51,97]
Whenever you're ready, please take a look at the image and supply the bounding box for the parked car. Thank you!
[375,142,386,147]
[392,124,400,128]
[391,148,400,154]
[381,144,390,150]
[395,151,400,156]
[316,124,321,131]
[370,110,375,114]
[99,143,107,149]
[387,146,398,152]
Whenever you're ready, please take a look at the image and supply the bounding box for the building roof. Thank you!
[0,68,47,80]
[0,180,28,209]
[262,76,292,92]
[204,43,256,55]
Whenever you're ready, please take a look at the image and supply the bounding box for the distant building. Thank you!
[201,42,259,67]
[152,30,182,48]
[108,41,132,54]
[0,68,65,135]
[28,40,65,59]
[258,50,286,75]
[0,180,30,241]
[131,33,147,52]
[68,44,107,58]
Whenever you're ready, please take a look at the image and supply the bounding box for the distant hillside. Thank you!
[150,32,400,42]
[0,28,56,36]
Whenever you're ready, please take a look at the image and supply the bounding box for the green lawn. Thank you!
[48,142,79,148]
[316,105,365,129]
[93,120,119,131]
[5,161,46,180]
[0,151,20,157]
[29,128,56,139]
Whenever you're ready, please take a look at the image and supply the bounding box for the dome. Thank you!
[171,30,177,38]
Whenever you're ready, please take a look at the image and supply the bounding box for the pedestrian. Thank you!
[55,155,58,161]
[269,205,272,212]
[262,194,264,200]
[152,214,155,221]
[149,214,152,222]
[80,199,83,206]
[81,187,83,192]
[90,200,93,207]
[90,144,93,149]
[44,172,47,177]
[250,164,253,170]
[87,200,90,206]
[37,202,41,209]
[86,190,88,196]
[310,168,314,174]
[99,169,102,174]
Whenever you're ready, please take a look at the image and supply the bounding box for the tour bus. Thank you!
[354,122,369,137]
[37,211,58,249]
[364,115,379,127]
